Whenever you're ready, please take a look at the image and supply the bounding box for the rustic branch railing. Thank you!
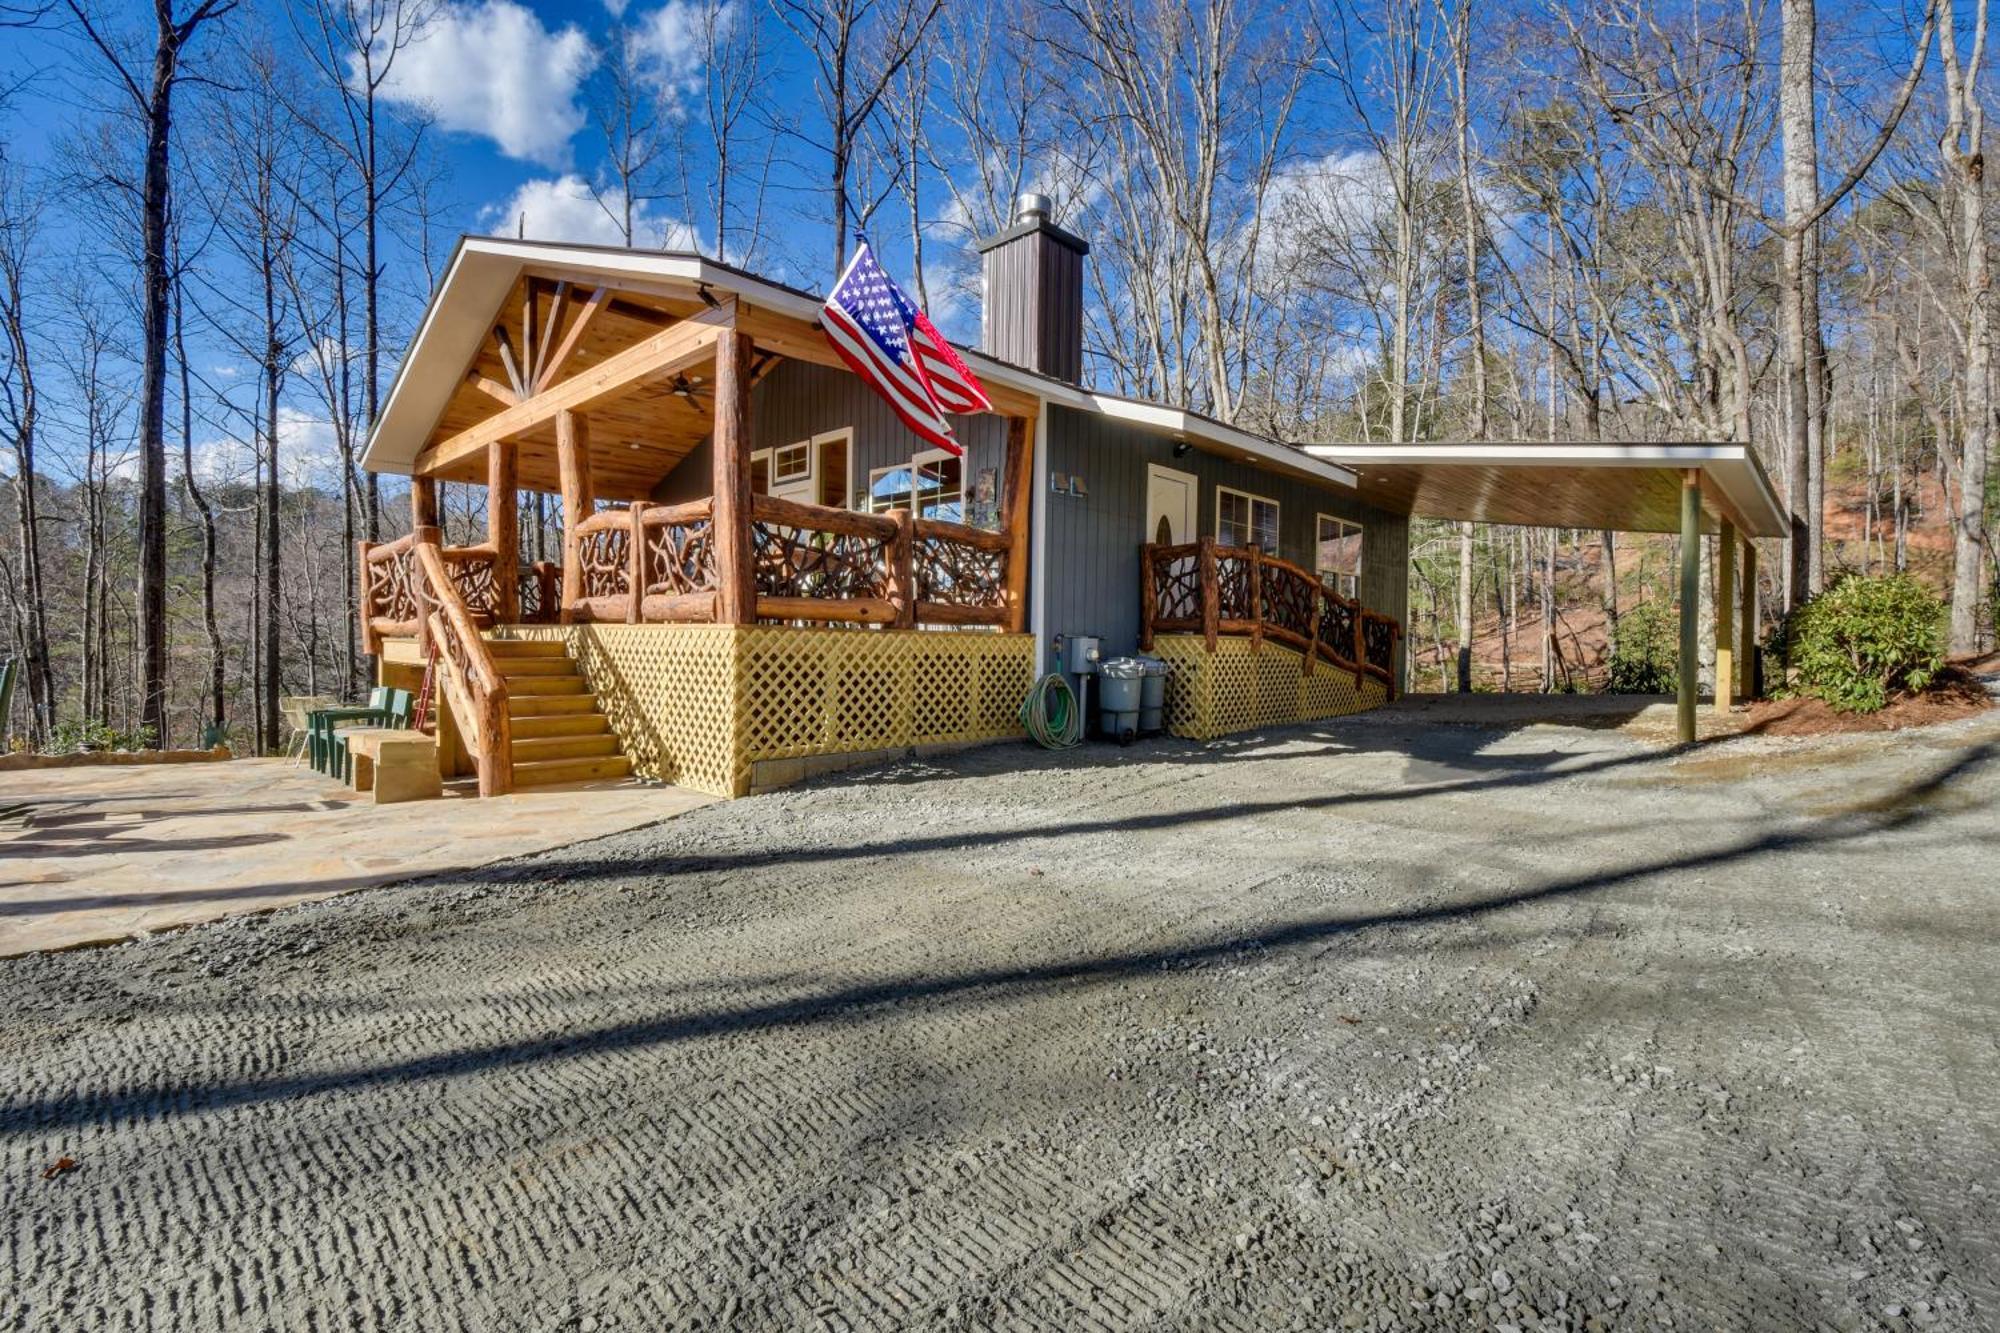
[368,492,1022,638]
[414,535,513,796]
[358,533,422,656]
[516,561,560,624]
[1140,537,1402,695]
[439,543,501,621]
[912,517,1011,627]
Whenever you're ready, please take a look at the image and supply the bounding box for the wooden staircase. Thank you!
[487,640,634,787]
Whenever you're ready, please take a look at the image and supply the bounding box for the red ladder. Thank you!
[412,641,439,732]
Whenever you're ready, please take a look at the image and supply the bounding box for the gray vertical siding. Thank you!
[651,359,1007,519]
[1043,405,1410,665]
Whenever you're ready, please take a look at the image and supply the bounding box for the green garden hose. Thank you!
[1020,672,1083,749]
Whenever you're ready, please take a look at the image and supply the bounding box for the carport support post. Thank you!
[1715,518,1736,714]
[1679,470,1701,744]
[1739,541,1758,699]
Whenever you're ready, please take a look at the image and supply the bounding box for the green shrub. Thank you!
[1605,598,1678,694]
[1777,573,1945,713]
[47,719,156,753]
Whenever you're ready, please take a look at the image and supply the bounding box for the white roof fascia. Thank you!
[1097,396,1358,489]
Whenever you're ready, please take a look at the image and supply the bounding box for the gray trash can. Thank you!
[1134,656,1169,734]
[1097,657,1146,744]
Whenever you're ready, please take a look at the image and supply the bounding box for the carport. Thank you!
[1303,441,1791,743]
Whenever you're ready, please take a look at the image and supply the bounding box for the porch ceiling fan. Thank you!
[667,373,706,407]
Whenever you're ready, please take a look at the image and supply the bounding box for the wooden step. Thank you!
[510,734,620,762]
[504,674,588,695]
[497,656,578,679]
[510,713,611,739]
[507,693,599,717]
[510,754,634,786]
[485,639,570,657]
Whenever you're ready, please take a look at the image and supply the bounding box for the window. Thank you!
[1216,486,1279,554]
[868,449,963,521]
[1316,513,1363,599]
[752,430,847,499]
[771,441,811,485]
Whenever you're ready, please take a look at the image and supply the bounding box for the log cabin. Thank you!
[358,196,1786,798]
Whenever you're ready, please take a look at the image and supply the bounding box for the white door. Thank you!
[1146,465,1198,545]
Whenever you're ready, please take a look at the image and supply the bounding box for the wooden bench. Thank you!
[343,730,442,804]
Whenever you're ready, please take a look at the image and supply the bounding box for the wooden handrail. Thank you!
[752,491,899,540]
[912,515,1012,553]
[1142,539,1403,695]
[414,537,514,796]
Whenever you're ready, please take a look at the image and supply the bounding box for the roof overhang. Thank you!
[1302,441,1788,538]
[1089,395,1357,490]
[363,236,1359,494]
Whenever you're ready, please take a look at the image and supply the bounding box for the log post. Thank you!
[628,503,646,624]
[1740,540,1759,699]
[412,524,442,659]
[488,441,519,623]
[1302,586,1321,678]
[711,328,755,625]
[358,539,379,658]
[1247,547,1264,652]
[1715,518,1736,714]
[556,410,593,623]
[1352,599,1366,688]
[1678,469,1701,744]
[1199,536,1219,652]
[410,474,439,531]
[1139,545,1157,652]
[999,413,1035,633]
[887,508,916,629]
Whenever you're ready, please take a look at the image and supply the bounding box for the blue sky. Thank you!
[3,0,965,484]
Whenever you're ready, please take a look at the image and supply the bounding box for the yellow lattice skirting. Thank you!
[495,624,1033,798]
[1149,634,1389,741]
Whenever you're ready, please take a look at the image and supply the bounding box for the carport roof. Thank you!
[1301,441,1788,538]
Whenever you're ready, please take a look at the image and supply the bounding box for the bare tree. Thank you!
[0,158,55,740]
[64,0,239,745]
[291,0,434,541]
[773,0,945,273]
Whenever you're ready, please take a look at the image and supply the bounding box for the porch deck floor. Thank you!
[0,759,711,957]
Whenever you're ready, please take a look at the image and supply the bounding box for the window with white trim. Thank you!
[770,440,811,485]
[1316,513,1362,599]
[1216,486,1279,554]
[868,448,963,521]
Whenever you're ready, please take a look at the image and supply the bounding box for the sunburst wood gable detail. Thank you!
[414,296,737,480]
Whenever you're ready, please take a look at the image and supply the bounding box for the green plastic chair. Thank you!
[0,659,16,753]
[311,688,414,781]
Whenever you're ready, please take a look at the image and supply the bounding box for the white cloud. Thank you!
[482,173,701,250]
[627,1,715,95]
[371,1,597,168]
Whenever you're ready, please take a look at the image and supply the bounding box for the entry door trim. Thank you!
[1146,464,1199,546]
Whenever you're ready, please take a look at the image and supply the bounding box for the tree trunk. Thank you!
[1779,0,1824,608]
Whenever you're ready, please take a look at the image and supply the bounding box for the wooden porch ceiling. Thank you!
[413,267,1043,501]
[1305,442,1789,538]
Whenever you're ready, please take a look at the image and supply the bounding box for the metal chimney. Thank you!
[976,193,1089,384]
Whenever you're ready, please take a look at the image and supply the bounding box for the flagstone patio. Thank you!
[0,758,711,956]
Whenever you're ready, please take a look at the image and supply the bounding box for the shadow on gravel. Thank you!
[3,738,1992,1135]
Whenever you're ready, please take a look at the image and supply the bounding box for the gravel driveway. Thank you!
[3,707,1997,1332]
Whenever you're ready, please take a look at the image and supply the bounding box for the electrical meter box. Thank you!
[1060,635,1102,674]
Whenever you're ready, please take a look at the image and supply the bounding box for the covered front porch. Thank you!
[357,255,1039,798]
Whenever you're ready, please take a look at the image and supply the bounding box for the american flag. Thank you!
[821,237,992,456]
